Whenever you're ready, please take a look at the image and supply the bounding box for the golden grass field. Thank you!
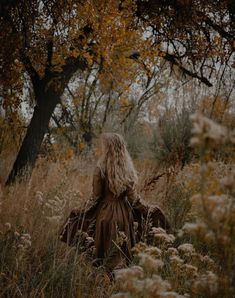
[0,114,234,298]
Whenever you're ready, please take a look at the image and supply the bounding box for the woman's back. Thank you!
[60,133,170,273]
[93,166,135,270]
[93,166,128,202]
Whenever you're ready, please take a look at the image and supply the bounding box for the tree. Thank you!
[50,56,167,154]
[1,0,144,184]
[1,0,234,184]
[135,0,235,85]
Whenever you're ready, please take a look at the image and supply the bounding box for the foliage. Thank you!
[151,105,194,168]
[0,0,235,295]
[1,0,234,182]
[136,0,235,86]
[0,157,114,297]
[164,183,193,233]
[0,114,235,297]
[113,114,235,298]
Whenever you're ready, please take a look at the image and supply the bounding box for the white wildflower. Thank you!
[201,255,215,267]
[146,275,171,293]
[177,229,184,237]
[5,222,11,230]
[138,253,164,272]
[204,194,229,222]
[193,271,218,294]
[229,129,235,144]
[204,231,215,242]
[169,255,184,266]
[115,266,144,281]
[190,113,228,145]
[151,227,166,234]
[220,169,235,192]
[145,246,162,257]
[132,242,148,254]
[20,233,32,248]
[46,196,66,214]
[133,221,138,231]
[160,292,185,298]
[178,243,195,254]
[154,233,175,245]
[207,194,228,206]
[24,239,32,247]
[129,279,145,294]
[35,191,44,204]
[190,137,200,146]
[132,275,171,294]
[183,264,198,277]
[151,227,175,244]
[78,230,89,238]
[86,236,94,245]
[182,222,206,235]
[166,247,179,256]
[116,231,127,246]
[21,233,31,240]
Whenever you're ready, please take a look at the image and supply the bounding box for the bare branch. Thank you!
[161,51,213,87]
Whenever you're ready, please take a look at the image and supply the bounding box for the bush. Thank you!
[0,158,114,297]
[151,105,194,168]
[113,114,235,298]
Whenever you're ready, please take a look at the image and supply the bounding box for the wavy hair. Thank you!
[97,133,138,196]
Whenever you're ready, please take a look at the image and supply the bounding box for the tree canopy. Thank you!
[0,0,234,183]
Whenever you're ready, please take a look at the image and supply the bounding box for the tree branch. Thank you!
[46,40,54,71]
[20,51,41,91]
[52,114,77,149]
[201,14,235,50]
[160,51,213,87]
[56,56,88,90]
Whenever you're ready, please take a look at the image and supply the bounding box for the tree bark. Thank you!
[6,88,60,185]
[5,53,87,185]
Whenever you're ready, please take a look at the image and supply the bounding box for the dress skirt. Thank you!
[95,196,135,268]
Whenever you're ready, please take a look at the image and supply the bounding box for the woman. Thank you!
[60,133,170,270]
[92,132,143,269]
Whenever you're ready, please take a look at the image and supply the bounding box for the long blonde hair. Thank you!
[98,133,138,196]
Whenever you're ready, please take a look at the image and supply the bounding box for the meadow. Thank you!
[1,1,235,297]
[0,113,234,298]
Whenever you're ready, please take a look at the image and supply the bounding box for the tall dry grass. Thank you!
[0,156,114,297]
[1,114,234,297]
[112,113,235,298]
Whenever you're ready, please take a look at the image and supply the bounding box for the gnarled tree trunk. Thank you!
[5,54,87,185]
[6,88,60,185]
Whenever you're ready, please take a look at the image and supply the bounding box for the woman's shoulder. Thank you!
[93,165,105,179]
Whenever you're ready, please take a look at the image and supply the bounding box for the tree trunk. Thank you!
[5,54,87,185]
[6,89,60,185]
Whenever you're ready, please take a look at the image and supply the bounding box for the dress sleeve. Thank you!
[126,185,148,215]
[92,166,104,199]
[82,166,104,213]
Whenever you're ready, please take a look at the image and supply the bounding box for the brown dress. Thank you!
[60,166,170,270]
[92,166,137,269]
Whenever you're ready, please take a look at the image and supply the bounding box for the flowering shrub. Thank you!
[0,158,114,297]
[113,114,235,298]
[112,228,216,297]
[0,114,234,297]
[151,105,194,168]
